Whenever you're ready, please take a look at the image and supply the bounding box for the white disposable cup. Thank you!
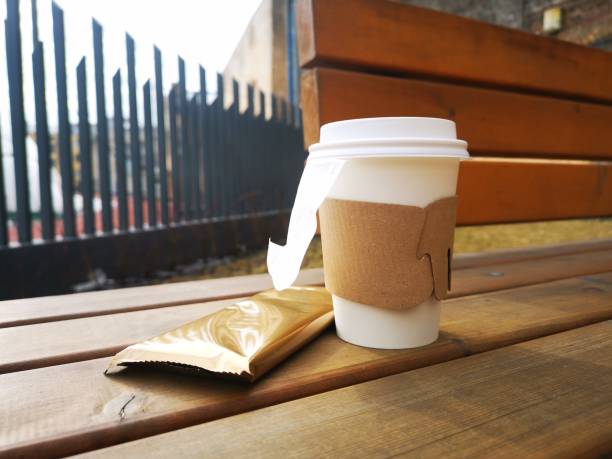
[311,117,468,349]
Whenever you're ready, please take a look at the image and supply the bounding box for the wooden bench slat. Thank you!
[458,159,612,224]
[3,248,612,374]
[3,239,612,330]
[0,300,229,374]
[78,322,612,458]
[451,239,612,269]
[297,0,612,104]
[0,269,323,329]
[2,272,612,457]
[301,67,612,160]
[451,248,612,298]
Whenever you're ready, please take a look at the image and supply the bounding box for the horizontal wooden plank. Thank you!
[452,238,612,269]
[457,159,612,224]
[0,299,231,374]
[451,248,612,299]
[2,272,612,457]
[3,239,612,331]
[301,67,612,160]
[297,0,612,104]
[82,322,612,458]
[3,248,612,374]
[0,268,323,329]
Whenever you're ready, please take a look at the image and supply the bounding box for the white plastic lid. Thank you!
[309,117,469,160]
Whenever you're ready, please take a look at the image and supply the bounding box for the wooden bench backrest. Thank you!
[297,0,612,225]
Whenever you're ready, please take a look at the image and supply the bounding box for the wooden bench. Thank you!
[2,1,612,457]
[73,322,612,458]
[297,0,612,225]
[2,249,612,457]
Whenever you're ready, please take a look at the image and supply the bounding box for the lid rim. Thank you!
[309,152,470,161]
[310,137,468,150]
[309,138,470,160]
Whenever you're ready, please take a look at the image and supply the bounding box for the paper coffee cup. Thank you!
[267,117,469,350]
[326,155,459,349]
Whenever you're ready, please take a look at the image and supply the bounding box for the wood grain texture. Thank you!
[4,248,612,374]
[0,299,231,374]
[457,159,612,224]
[297,0,612,103]
[300,67,612,160]
[5,240,612,330]
[450,248,612,299]
[451,239,612,269]
[79,322,612,458]
[0,268,324,329]
[2,272,612,457]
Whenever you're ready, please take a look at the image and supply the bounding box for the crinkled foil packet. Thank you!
[105,286,333,382]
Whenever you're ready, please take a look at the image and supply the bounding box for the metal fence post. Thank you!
[0,124,7,246]
[76,58,94,236]
[127,34,143,229]
[52,2,76,238]
[168,86,181,223]
[93,20,112,233]
[6,0,32,243]
[32,41,54,241]
[143,80,157,226]
[154,47,169,225]
[178,57,191,221]
[112,70,129,231]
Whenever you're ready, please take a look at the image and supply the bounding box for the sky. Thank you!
[0,0,263,136]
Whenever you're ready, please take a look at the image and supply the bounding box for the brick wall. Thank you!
[399,0,524,28]
[525,0,612,49]
[397,0,612,50]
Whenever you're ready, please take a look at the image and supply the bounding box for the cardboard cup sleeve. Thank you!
[319,196,457,310]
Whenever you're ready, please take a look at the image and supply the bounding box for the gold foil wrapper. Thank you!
[105,286,333,382]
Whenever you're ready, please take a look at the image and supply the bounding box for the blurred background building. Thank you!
[224,0,612,110]
[223,0,297,116]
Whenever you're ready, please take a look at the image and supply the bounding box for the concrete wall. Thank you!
[223,0,273,115]
[271,0,289,107]
[223,0,289,118]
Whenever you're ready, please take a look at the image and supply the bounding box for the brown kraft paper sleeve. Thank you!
[319,196,457,310]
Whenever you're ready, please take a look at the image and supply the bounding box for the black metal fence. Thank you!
[0,0,305,300]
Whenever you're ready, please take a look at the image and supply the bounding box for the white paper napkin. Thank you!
[267,158,345,291]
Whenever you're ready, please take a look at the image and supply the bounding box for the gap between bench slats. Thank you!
[76,321,612,458]
[2,239,612,329]
[2,272,612,457]
[3,247,612,374]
